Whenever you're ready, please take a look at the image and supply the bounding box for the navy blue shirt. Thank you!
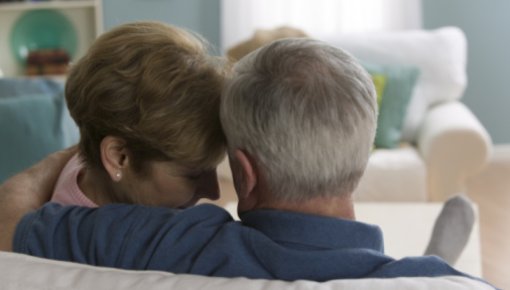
[14,203,478,282]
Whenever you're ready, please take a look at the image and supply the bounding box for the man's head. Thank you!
[221,38,377,211]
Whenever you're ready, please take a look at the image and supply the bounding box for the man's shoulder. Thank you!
[91,203,235,226]
[187,203,232,215]
[16,202,236,245]
[13,202,237,266]
[175,204,235,222]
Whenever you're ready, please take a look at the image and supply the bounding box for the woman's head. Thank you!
[65,21,227,206]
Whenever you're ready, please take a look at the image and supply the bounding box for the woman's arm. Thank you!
[0,148,75,251]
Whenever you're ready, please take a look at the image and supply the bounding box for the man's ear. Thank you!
[232,149,257,199]
[100,136,129,182]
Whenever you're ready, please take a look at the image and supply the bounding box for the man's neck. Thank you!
[257,194,356,220]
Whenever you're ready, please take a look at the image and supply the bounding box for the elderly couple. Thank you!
[0,21,494,287]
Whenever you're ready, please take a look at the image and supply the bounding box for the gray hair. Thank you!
[221,38,377,201]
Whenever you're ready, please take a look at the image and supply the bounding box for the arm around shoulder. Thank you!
[12,203,231,271]
[0,148,75,251]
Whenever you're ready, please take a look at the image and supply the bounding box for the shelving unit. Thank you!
[0,0,97,11]
[0,0,103,77]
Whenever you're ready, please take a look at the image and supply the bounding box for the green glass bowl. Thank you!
[10,9,78,64]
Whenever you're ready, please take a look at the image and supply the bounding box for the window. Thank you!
[221,0,421,51]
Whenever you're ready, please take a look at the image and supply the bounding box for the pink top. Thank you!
[51,153,98,207]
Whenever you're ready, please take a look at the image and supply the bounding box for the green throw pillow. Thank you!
[363,63,420,149]
[370,73,387,108]
[0,93,66,182]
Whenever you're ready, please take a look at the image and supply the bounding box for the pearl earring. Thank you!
[115,172,122,179]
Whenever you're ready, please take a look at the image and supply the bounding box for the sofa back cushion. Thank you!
[0,78,79,182]
[0,78,64,98]
[0,251,494,290]
[0,94,67,182]
[322,27,467,142]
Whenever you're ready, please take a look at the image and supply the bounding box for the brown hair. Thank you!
[65,21,227,174]
[227,26,308,61]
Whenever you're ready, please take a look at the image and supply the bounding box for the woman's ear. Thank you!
[100,136,129,182]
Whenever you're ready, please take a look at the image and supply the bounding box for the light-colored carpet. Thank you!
[466,145,510,289]
[211,146,510,289]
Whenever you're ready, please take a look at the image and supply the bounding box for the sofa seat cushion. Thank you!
[354,146,427,202]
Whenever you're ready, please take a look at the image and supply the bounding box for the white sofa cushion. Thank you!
[0,251,493,290]
[321,27,467,141]
[354,146,427,202]
[218,146,427,202]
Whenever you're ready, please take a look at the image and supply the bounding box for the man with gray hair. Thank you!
[222,38,376,218]
[0,38,491,286]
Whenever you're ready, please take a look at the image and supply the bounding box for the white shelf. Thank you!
[0,1,97,11]
[0,0,103,77]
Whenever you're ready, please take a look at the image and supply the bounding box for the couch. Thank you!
[218,26,492,202]
[0,251,493,290]
[0,78,78,183]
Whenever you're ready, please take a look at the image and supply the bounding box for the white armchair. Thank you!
[323,27,492,202]
[218,27,492,202]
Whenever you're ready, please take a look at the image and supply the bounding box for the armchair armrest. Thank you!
[417,102,492,201]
